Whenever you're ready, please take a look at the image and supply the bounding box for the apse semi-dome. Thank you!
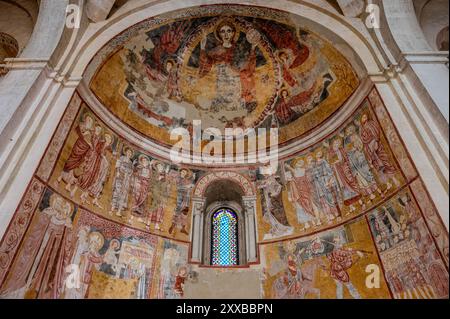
[84,5,360,152]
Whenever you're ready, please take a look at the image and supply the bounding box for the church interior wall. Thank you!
[0,84,447,299]
[0,0,447,300]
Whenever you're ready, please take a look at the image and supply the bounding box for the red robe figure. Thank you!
[329,138,362,211]
[173,266,188,297]
[326,235,363,299]
[360,113,399,189]
[198,20,258,112]
[57,115,94,196]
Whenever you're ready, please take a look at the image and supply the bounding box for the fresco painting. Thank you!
[256,98,409,242]
[260,217,391,299]
[48,107,199,241]
[0,5,449,299]
[367,189,449,299]
[90,6,359,146]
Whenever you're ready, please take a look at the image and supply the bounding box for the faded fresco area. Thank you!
[0,86,447,298]
[90,5,359,146]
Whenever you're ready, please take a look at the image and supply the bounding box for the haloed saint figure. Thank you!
[197,20,261,113]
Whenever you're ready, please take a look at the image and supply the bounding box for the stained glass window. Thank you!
[211,208,238,266]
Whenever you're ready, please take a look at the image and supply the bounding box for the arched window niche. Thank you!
[190,175,258,266]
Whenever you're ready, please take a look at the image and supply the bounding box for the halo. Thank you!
[314,147,325,158]
[214,18,241,43]
[138,154,149,164]
[331,136,343,146]
[163,56,177,69]
[109,238,121,250]
[82,112,94,124]
[49,193,61,210]
[360,112,370,122]
[122,145,134,156]
[290,157,306,168]
[150,159,164,170]
[88,231,105,250]
[179,167,193,178]
[279,87,290,97]
[103,131,113,142]
[275,48,294,66]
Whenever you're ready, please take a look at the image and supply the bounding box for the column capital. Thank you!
[191,197,205,215]
[242,196,257,214]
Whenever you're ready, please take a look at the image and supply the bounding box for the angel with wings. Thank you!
[140,21,190,99]
[274,73,334,126]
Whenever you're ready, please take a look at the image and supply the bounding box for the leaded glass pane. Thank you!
[211,208,238,266]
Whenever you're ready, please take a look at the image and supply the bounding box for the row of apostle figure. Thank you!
[56,112,196,235]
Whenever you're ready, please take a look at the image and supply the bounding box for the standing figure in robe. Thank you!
[0,194,73,299]
[147,160,171,231]
[168,168,194,235]
[63,226,90,299]
[304,154,325,226]
[328,138,362,213]
[163,59,181,101]
[110,147,134,217]
[86,132,113,208]
[130,155,151,223]
[57,114,94,197]
[24,195,73,299]
[285,160,320,229]
[359,113,399,191]
[198,20,260,112]
[101,239,120,276]
[78,231,104,298]
[258,172,294,239]
[344,125,382,206]
[77,124,105,203]
[312,150,341,223]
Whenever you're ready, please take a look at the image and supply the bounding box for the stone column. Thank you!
[243,196,257,263]
[382,0,449,124]
[190,197,205,263]
[86,0,117,23]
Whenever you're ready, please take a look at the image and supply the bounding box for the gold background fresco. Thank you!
[90,6,359,147]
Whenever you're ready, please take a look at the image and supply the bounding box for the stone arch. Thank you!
[190,173,257,264]
[414,0,449,51]
[64,0,384,79]
[193,171,255,198]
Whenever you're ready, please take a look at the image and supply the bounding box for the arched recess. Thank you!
[413,0,449,51]
[190,172,257,265]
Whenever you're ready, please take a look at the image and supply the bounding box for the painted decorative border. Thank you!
[0,178,45,285]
